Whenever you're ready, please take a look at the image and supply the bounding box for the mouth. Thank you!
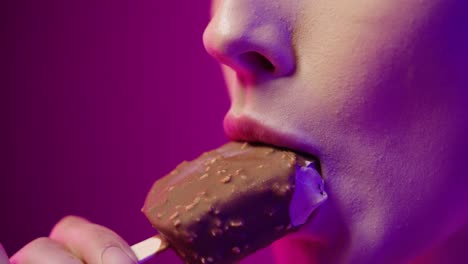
[223,113,328,245]
[223,113,323,176]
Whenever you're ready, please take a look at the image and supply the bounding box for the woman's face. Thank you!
[203,0,468,263]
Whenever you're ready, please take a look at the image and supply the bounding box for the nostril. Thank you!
[238,51,276,74]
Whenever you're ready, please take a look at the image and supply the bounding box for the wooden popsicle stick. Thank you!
[131,236,169,263]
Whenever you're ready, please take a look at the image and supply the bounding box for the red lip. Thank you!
[223,114,322,163]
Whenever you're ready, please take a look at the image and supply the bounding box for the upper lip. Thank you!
[223,113,322,165]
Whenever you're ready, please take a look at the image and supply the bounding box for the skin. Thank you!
[2,0,467,263]
[203,0,468,263]
[4,216,137,264]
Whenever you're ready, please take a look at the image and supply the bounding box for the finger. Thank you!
[50,216,137,264]
[9,237,82,264]
[0,243,9,264]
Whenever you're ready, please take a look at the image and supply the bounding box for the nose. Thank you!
[203,0,296,84]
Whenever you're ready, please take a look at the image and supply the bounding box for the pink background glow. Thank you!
[1,1,273,263]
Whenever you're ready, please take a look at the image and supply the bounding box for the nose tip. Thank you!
[203,2,295,83]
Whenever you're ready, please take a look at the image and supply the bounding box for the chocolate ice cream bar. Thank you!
[141,142,327,263]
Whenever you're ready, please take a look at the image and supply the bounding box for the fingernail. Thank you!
[102,246,136,264]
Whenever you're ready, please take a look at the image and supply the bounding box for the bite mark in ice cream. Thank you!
[290,162,327,227]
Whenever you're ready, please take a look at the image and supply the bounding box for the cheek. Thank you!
[290,0,468,252]
[293,1,438,117]
[293,0,467,135]
[290,0,465,154]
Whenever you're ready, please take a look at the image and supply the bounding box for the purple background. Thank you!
[1,0,274,263]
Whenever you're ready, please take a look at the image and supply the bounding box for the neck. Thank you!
[412,224,468,264]
[273,225,468,264]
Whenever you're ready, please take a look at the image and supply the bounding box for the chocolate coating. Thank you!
[142,142,311,263]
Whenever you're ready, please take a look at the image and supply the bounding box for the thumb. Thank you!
[0,243,9,264]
